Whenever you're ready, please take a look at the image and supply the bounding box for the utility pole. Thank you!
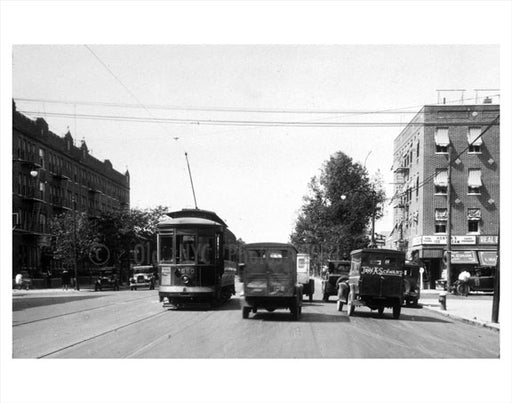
[446,145,453,291]
[492,229,500,323]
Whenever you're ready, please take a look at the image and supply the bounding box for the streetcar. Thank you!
[157,209,237,308]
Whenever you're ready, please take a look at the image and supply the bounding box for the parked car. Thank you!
[467,267,495,293]
[297,253,315,302]
[337,248,406,319]
[242,243,303,320]
[129,265,156,290]
[94,267,120,291]
[321,260,350,301]
[403,262,422,306]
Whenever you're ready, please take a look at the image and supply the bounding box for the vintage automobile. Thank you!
[129,265,156,290]
[297,253,315,302]
[467,267,495,293]
[242,243,303,320]
[337,248,405,319]
[403,262,422,306]
[321,260,350,301]
[94,267,120,291]
[456,266,495,295]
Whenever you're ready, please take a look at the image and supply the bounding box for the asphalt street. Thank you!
[12,279,499,359]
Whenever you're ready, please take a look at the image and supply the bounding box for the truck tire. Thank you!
[308,293,313,302]
[392,302,401,319]
[336,299,343,312]
[322,293,329,302]
[242,306,251,319]
[378,306,384,316]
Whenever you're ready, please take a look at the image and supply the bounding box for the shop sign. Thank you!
[478,251,497,266]
[451,250,478,264]
[419,235,476,245]
[412,236,422,246]
[451,236,476,245]
[478,236,499,245]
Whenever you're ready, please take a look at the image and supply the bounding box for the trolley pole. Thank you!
[184,152,198,209]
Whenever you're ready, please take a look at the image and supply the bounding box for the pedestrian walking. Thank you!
[46,269,52,288]
[61,269,70,291]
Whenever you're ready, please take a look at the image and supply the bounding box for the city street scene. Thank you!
[2,3,511,403]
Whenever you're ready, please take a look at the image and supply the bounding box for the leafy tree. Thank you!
[49,210,96,271]
[290,151,386,272]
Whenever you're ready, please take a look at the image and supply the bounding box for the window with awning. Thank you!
[435,128,450,152]
[467,208,481,220]
[468,169,482,194]
[435,208,448,221]
[434,169,448,186]
[468,127,483,146]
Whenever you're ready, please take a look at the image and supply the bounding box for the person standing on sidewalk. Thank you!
[15,272,23,290]
[45,269,52,288]
[61,269,70,291]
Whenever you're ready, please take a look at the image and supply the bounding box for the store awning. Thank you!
[468,169,482,187]
[478,251,497,266]
[451,250,478,264]
[434,128,450,146]
[434,169,448,186]
[468,127,483,146]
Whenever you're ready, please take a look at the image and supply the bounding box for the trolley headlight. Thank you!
[181,275,191,285]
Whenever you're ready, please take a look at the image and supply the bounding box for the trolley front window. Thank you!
[160,235,174,263]
[176,234,196,264]
[197,235,215,265]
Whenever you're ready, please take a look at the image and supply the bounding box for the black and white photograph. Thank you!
[1,2,511,403]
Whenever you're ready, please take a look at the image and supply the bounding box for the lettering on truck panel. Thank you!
[361,266,402,276]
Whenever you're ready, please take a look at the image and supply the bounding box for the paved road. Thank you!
[12,280,499,358]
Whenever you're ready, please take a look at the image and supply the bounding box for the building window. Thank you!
[467,208,481,234]
[468,127,482,154]
[416,176,419,198]
[39,148,45,168]
[467,169,482,195]
[468,220,479,233]
[434,208,447,234]
[434,169,448,195]
[434,127,449,153]
[435,221,447,234]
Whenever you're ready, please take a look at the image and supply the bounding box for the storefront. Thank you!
[410,235,498,289]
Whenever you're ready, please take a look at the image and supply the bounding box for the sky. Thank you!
[11,44,500,243]
[2,3,511,403]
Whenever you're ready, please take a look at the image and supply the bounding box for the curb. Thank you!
[421,304,500,332]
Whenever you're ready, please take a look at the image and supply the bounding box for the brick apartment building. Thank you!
[386,100,499,288]
[12,102,130,278]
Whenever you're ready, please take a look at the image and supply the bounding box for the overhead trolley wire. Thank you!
[13,93,500,115]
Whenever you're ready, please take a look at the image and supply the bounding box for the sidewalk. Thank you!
[419,289,499,331]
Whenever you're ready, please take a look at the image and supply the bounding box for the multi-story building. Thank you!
[12,102,130,277]
[387,100,499,288]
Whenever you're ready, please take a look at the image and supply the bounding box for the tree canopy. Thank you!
[290,151,386,271]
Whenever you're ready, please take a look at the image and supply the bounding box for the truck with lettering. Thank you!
[337,248,405,319]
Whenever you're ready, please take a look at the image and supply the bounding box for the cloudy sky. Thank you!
[11,44,499,242]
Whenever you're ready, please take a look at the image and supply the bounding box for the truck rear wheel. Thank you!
[242,306,251,319]
[392,302,401,319]
[336,299,343,312]
[322,293,329,302]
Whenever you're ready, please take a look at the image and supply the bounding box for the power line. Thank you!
[13,93,500,115]
[15,109,501,128]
